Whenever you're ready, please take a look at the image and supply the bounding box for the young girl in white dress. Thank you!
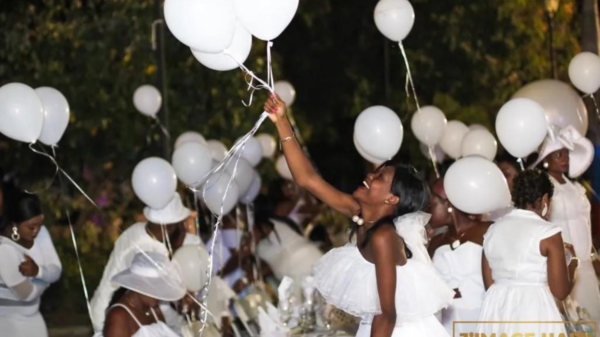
[478,170,577,336]
[263,95,454,337]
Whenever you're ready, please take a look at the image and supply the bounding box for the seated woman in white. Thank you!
[98,251,186,337]
[0,187,62,337]
[478,170,577,336]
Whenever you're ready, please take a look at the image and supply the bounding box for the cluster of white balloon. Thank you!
[164,0,299,73]
[0,83,70,146]
[411,107,498,163]
[131,131,279,216]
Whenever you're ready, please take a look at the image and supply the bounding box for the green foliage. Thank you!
[0,0,581,319]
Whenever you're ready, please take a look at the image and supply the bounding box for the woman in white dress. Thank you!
[0,187,62,337]
[99,251,185,337]
[532,125,600,322]
[427,178,491,336]
[478,170,577,336]
[263,95,454,337]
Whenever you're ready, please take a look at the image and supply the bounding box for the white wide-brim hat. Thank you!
[112,251,186,302]
[531,125,594,178]
[143,192,191,225]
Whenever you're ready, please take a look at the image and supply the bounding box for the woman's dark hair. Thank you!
[351,161,430,255]
[512,169,554,209]
[3,189,42,226]
[495,152,520,171]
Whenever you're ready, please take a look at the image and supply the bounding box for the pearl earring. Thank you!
[352,215,364,226]
[447,207,453,213]
[543,162,549,169]
[11,226,20,241]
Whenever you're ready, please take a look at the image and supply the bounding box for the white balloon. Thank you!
[495,98,548,159]
[236,136,262,167]
[410,106,447,146]
[255,133,276,158]
[191,23,252,72]
[132,157,178,209]
[175,132,207,149]
[274,81,296,107]
[224,158,253,195]
[240,171,262,204]
[164,0,236,53]
[172,142,213,187]
[133,85,162,118]
[202,172,240,215]
[206,140,228,161]
[354,136,386,165]
[0,83,44,143]
[234,0,299,41]
[439,120,469,159]
[460,129,498,160]
[468,124,487,132]
[354,106,403,160]
[568,52,600,94]
[374,0,415,42]
[35,87,70,146]
[444,156,511,214]
[173,244,210,292]
[513,79,588,136]
[276,156,293,180]
[419,143,445,163]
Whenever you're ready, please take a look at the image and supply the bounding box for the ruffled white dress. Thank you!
[314,212,454,337]
[477,209,567,336]
[433,242,485,336]
[548,176,600,323]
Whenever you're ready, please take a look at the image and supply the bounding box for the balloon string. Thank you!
[188,112,269,190]
[28,143,99,209]
[246,202,262,283]
[428,146,440,178]
[66,210,95,326]
[146,117,171,145]
[589,93,600,120]
[194,193,201,237]
[223,42,275,107]
[189,112,269,335]
[23,147,60,195]
[517,157,525,171]
[398,41,420,112]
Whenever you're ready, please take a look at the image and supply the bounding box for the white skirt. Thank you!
[0,312,48,337]
[477,281,566,336]
[571,260,600,323]
[356,315,449,337]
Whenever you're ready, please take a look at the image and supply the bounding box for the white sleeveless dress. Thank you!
[313,212,454,337]
[477,209,567,336]
[433,242,485,336]
[94,304,180,337]
[548,176,600,323]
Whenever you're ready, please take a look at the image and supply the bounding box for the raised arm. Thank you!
[541,232,576,301]
[264,95,359,216]
[370,227,398,337]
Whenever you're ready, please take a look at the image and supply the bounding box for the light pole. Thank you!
[153,0,170,160]
[544,0,559,79]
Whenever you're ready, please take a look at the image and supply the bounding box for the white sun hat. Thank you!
[111,251,186,302]
[143,192,191,225]
[531,125,594,178]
